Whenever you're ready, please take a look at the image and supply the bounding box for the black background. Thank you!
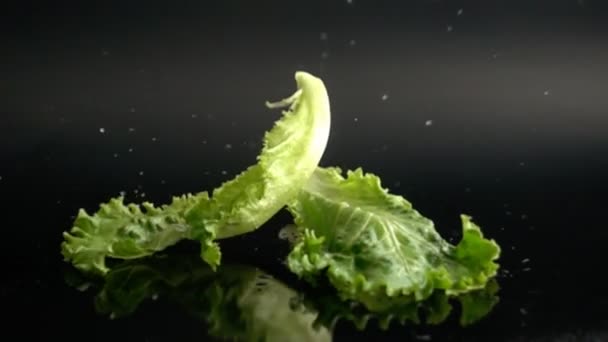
[2,0,608,340]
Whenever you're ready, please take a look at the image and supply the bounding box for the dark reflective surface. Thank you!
[2,0,608,341]
[63,251,498,342]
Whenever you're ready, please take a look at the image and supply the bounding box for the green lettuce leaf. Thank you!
[286,167,501,311]
[61,71,332,275]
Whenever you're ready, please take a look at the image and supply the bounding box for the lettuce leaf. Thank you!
[286,167,501,311]
[61,71,331,275]
[61,69,501,318]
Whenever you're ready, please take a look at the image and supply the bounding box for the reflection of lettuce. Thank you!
[86,254,332,342]
[61,70,501,310]
[68,253,499,342]
[61,71,332,275]
[307,278,499,331]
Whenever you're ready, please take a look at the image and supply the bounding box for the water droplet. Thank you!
[221,170,228,175]
[521,214,528,220]
[128,147,134,152]
[0,176,3,181]
[99,128,105,133]
[447,25,453,32]
[128,127,135,132]
[522,258,530,264]
[224,143,232,150]
[321,51,329,59]
[279,224,300,243]
[416,335,432,341]
[76,282,91,292]
[425,120,433,126]
[202,140,207,144]
[346,0,353,4]
[119,191,126,197]
[381,94,389,101]
[151,293,159,301]
[353,117,359,122]
[130,107,136,113]
[519,161,525,166]
[113,153,119,158]
[457,8,463,16]
[140,193,146,198]
[139,171,144,176]
[151,137,157,142]
[543,90,550,96]
[191,114,198,119]
[320,32,328,41]
[348,39,357,46]
[520,308,528,315]
[160,179,166,185]
[522,267,532,272]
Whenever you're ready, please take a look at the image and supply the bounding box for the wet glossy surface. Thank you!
[2,1,608,340]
